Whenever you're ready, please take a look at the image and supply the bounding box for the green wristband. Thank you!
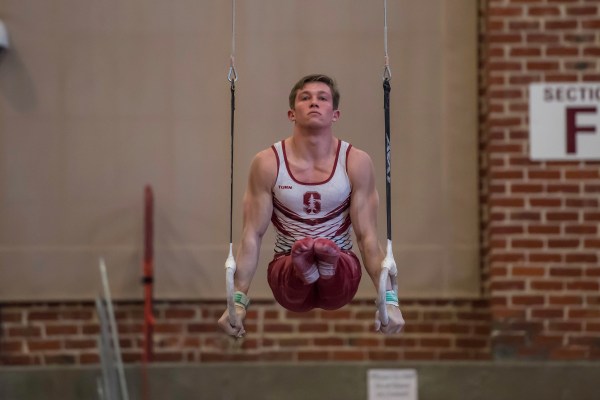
[234,291,250,309]
[385,290,399,307]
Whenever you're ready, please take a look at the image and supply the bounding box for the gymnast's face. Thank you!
[288,82,340,128]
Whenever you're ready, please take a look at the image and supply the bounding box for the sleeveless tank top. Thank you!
[270,139,353,254]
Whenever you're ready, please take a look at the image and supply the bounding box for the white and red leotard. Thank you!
[267,140,362,311]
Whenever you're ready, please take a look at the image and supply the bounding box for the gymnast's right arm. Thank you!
[218,149,276,337]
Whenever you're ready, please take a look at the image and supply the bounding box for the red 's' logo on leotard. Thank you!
[303,191,321,214]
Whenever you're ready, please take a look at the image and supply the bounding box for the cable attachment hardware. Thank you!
[228,57,238,83]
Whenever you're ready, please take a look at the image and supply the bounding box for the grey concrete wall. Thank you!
[1,362,599,400]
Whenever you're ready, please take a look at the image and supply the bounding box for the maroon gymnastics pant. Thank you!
[267,248,362,312]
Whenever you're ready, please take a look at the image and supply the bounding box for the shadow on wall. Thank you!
[0,46,37,113]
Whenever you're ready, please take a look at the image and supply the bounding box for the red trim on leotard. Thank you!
[281,139,341,186]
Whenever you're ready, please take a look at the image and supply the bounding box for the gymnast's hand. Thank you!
[218,306,247,338]
[374,305,405,334]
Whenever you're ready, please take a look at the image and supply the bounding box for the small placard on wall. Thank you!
[368,369,418,400]
[529,83,600,160]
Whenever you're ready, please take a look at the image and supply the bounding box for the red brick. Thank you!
[286,310,317,319]
[28,312,59,321]
[545,20,578,30]
[492,280,527,291]
[512,295,545,306]
[566,281,600,291]
[492,333,526,346]
[45,325,78,336]
[490,89,523,99]
[569,309,600,319]
[550,322,582,332]
[528,225,561,234]
[549,296,583,306]
[584,184,600,193]
[547,184,580,193]
[263,310,279,320]
[368,351,400,361]
[566,170,599,179]
[510,211,541,221]
[566,198,599,207]
[298,323,329,333]
[491,253,526,262]
[187,323,220,333]
[0,311,23,323]
[531,281,563,291]
[384,337,418,347]
[404,351,436,360]
[489,7,524,17]
[526,34,560,45]
[314,337,344,346]
[27,340,61,352]
[0,340,23,353]
[586,323,600,333]
[44,355,77,365]
[546,212,578,222]
[8,327,42,338]
[59,310,93,320]
[584,239,600,248]
[492,198,525,208]
[566,6,598,16]
[550,347,588,361]
[512,239,544,248]
[584,212,600,221]
[550,267,583,277]
[404,323,436,334]
[164,309,196,319]
[510,47,542,57]
[528,6,560,16]
[154,323,183,334]
[586,268,600,277]
[530,198,562,207]
[509,75,541,85]
[546,47,579,56]
[566,254,598,263]
[492,308,527,319]
[564,33,595,43]
[490,170,524,179]
[491,226,524,235]
[512,184,544,193]
[512,266,545,277]
[0,355,41,366]
[581,20,600,29]
[320,310,352,320]
[65,339,96,350]
[548,239,579,248]
[533,334,563,346]
[531,309,564,319]
[79,354,100,364]
[565,225,597,235]
[529,253,562,262]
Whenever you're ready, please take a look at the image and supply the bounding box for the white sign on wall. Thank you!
[529,83,600,160]
[368,369,418,400]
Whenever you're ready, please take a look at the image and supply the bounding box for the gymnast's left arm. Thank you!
[347,147,404,334]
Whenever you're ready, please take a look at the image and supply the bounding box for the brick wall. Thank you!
[482,0,600,360]
[0,300,490,365]
[2,0,600,366]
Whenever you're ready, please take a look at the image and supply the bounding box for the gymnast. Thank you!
[218,74,405,337]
